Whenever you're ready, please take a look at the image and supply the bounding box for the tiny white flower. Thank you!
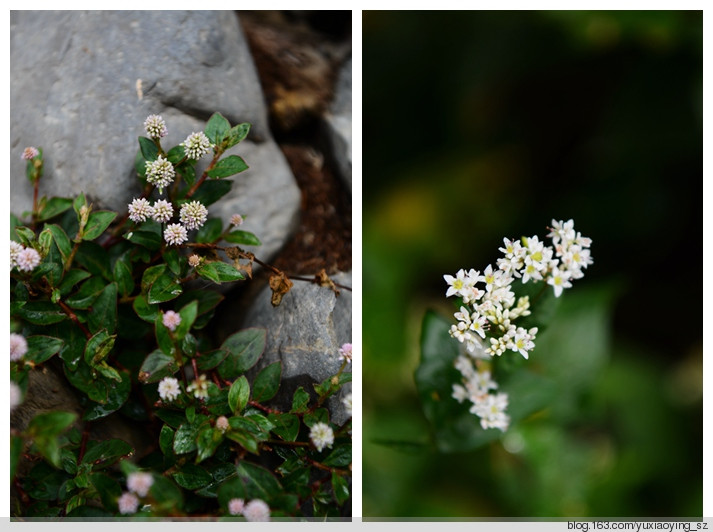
[243,499,270,522]
[547,266,572,297]
[227,497,245,516]
[15,248,41,272]
[10,241,23,269]
[128,197,154,223]
[188,254,202,267]
[152,199,174,223]
[338,342,352,363]
[127,471,153,497]
[187,374,210,399]
[181,131,212,160]
[10,333,28,361]
[309,421,334,452]
[230,214,244,226]
[342,393,352,417]
[21,146,39,160]
[158,377,181,402]
[179,201,208,230]
[164,223,188,246]
[10,382,23,410]
[162,310,181,331]
[143,114,167,139]
[145,155,175,193]
[117,492,139,515]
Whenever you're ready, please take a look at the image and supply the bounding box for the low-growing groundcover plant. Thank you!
[10,113,352,519]
[416,220,591,451]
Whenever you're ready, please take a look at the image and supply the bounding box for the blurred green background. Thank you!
[362,11,702,518]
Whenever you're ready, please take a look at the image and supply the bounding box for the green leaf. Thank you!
[88,282,118,334]
[155,409,186,429]
[16,301,66,325]
[177,162,196,187]
[196,349,229,371]
[196,426,225,463]
[172,463,213,490]
[224,230,262,246]
[46,224,73,262]
[206,155,249,178]
[82,211,117,241]
[27,411,77,467]
[163,248,182,276]
[14,226,36,246]
[37,197,74,222]
[148,271,183,304]
[25,335,64,364]
[217,476,248,509]
[167,145,186,164]
[252,362,282,402]
[159,425,175,457]
[138,136,159,161]
[174,419,206,455]
[65,276,105,309]
[83,329,116,367]
[175,300,198,341]
[331,472,350,505]
[124,229,162,250]
[133,293,159,323]
[267,413,300,441]
[141,264,165,292]
[57,325,85,369]
[217,328,266,379]
[189,179,232,206]
[195,260,244,284]
[138,349,179,383]
[75,241,112,280]
[155,312,176,357]
[323,444,351,467]
[89,473,122,512]
[195,217,223,244]
[81,438,133,466]
[113,255,134,297]
[228,376,250,415]
[205,112,231,145]
[226,427,260,455]
[304,408,329,428]
[175,289,224,316]
[236,461,283,500]
[58,269,91,296]
[223,122,251,150]
[291,387,311,414]
[83,371,130,421]
[148,475,184,513]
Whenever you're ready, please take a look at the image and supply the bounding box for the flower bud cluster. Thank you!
[443,219,592,431]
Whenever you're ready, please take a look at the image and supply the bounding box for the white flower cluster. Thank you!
[10,241,41,272]
[451,356,510,431]
[181,131,212,160]
[144,114,167,139]
[309,421,335,452]
[126,196,208,247]
[443,219,592,432]
[145,155,176,193]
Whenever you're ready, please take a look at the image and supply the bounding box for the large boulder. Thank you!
[324,56,352,192]
[11,10,299,262]
[241,271,352,426]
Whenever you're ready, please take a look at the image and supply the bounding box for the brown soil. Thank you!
[238,11,352,277]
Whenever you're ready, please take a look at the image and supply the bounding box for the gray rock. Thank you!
[323,56,352,191]
[242,271,352,426]
[11,10,299,261]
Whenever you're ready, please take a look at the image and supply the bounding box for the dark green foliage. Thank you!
[10,112,351,519]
